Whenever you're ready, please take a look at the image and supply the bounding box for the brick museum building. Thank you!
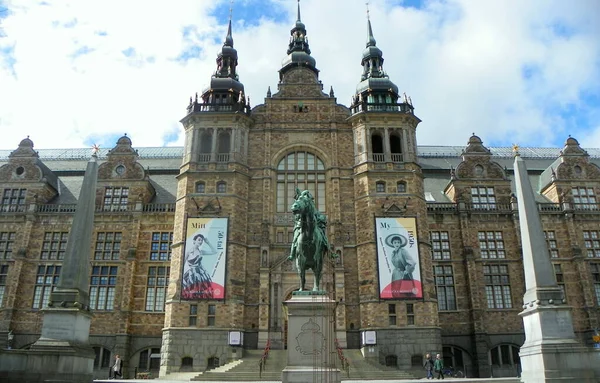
[1,7,599,380]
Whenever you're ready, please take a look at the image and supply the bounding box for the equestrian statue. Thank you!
[288,188,336,291]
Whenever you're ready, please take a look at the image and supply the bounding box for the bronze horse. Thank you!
[288,190,330,291]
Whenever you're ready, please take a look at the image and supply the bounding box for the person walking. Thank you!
[434,353,444,380]
[112,354,122,379]
[423,353,434,379]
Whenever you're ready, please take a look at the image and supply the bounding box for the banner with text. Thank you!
[375,217,422,299]
[181,217,228,300]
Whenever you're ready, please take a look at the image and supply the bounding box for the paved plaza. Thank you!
[95,376,519,383]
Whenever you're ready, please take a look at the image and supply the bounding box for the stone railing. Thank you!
[350,101,415,115]
[18,203,177,215]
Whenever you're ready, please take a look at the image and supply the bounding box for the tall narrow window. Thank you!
[216,181,227,193]
[103,187,129,210]
[1,188,26,212]
[371,134,384,162]
[93,347,112,369]
[89,265,117,310]
[434,265,456,310]
[471,187,496,209]
[553,264,566,302]
[388,304,396,326]
[276,152,326,213]
[406,303,415,325]
[208,304,216,326]
[431,231,451,260]
[478,231,505,259]
[0,232,16,260]
[584,231,600,258]
[189,304,198,326]
[33,265,61,309]
[396,181,406,193]
[199,131,212,162]
[0,265,8,307]
[216,132,230,162]
[94,232,122,260]
[591,263,600,305]
[41,232,69,260]
[483,264,512,309]
[150,232,172,261]
[572,187,597,210]
[146,266,169,312]
[544,231,559,258]
[390,134,402,162]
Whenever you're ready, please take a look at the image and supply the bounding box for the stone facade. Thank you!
[1,13,600,382]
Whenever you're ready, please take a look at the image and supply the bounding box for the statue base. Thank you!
[282,293,340,383]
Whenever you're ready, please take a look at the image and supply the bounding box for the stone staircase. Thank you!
[190,348,418,381]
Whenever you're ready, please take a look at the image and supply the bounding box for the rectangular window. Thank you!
[0,265,8,307]
[544,231,559,258]
[584,231,600,258]
[277,231,284,243]
[434,265,457,310]
[483,264,512,309]
[208,304,216,326]
[33,265,61,309]
[1,188,26,212]
[591,263,600,305]
[406,303,415,325]
[471,186,496,209]
[189,304,198,326]
[430,231,451,260]
[287,231,294,244]
[150,232,172,261]
[0,232,16,260]
[94,232,122,260]
[89,265,117,311]
[103,187,129,210]
[572,187,597,210]
[376,182,386,193]
[145,266,169,312]
[553,264,566,302]
[388,304,396,326]
[41,232,69,260]
[478,231,506,259]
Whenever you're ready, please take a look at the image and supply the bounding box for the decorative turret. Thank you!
[186,13,248,115]
[279,0,318,79]
[351,9,413,115]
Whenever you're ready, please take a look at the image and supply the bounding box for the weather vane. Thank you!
[366,1,370,19]
[512,143,520,155]
[229,0,233,20]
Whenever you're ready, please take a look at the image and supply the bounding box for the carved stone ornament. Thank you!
[295,318,325,355]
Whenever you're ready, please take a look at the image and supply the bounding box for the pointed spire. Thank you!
[297,0,301,22]
[366,1,376,47]
[225,1,234,47]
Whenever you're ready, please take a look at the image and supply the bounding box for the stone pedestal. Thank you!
[282,292,340,383]
[519,305,600,382]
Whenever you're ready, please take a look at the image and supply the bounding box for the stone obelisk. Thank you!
[513,147,598,382]
[29,149,99,382]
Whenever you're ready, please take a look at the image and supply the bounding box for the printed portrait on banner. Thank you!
[181,217,228,300]
[375,217,423,299]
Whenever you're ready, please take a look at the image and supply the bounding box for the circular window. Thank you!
[574,165,582,175]
[15,166,25,176]
[474,164,484,175]
[115,165,126,175]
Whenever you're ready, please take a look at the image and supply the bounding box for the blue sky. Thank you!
[0,0,599,151]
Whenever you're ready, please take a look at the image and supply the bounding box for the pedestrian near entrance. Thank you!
[112,354,122,379]
[423,353,434,379]
[434,353,444,380]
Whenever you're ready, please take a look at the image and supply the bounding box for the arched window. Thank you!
[217,131,230,154]
[216,181,227,194]
[376,181,386,193]
[371,133,384,161]
[396,181,406,193]
[276,151,326,213]
[207,356,220,370]
[390,133,402,162]
[199,131,212,162]
[385,354,398,367]
[93,347,111,369]
[138,347,161,372]
[181,357,193,372]
[490,344,520,367]
[195,182,205,193]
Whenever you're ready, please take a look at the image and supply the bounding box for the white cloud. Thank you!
[0,0,599,151]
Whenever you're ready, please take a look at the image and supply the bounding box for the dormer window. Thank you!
[572,187,597,210]
[471,187,496,209]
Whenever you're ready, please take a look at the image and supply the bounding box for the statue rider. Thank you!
[288,188,331,261]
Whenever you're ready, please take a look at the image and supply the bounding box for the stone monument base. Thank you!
[0,307,95,383]
[282,291,340,383]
